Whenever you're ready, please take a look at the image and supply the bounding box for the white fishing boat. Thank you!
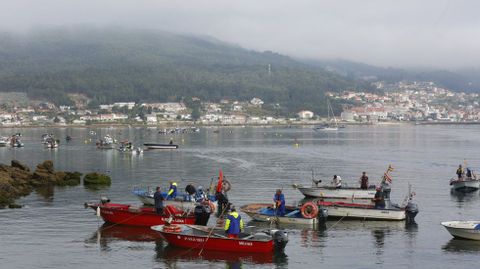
[450,177,480,192]
[317,200,418,221]
[295,166,394,205]
[441,221,480,240]
[240,203,327,226]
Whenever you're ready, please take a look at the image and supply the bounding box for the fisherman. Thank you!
[169,138,173,145]
[153,186,164,215]
[372,187,386,209]
[359,172,369,190]
[456,165,464,179]
[195,185,206,202]
[185,184,196,201]
[273,189,286,216]
[332,175,342,188]
[166,181,178,200]
[224,205,244,238]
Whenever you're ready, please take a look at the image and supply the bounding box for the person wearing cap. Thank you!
[153,186,164,215]
[273,189,286,216]
[166,181,178,200]
[372,187,385,209]
[359,172,369,190]
[224,206,244,238]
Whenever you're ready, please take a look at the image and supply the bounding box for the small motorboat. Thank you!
[85,199,196,227]
[96,135,115,149]
[295,184,377,202]
[450,177,480,193]
[10,134,24,147]
[133,188,216,210]
[442,221,480,240]
[44,137,59,149]
[151,224,288,253]
[316,199,418,222]
[143,143,179,149]
[240,203,327,226]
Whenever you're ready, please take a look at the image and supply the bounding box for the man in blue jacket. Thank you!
[153,186,164,215]
[274,189,286,216]
[224,206,243,238]
[166,181,177,200]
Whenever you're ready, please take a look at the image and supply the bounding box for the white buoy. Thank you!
[96,206,101,217]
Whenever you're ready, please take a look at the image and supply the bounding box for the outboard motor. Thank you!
[194,204,211,226]
[405,202,419,223]
[270,230,289,251]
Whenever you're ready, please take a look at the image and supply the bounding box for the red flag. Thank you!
[216,169,223,193]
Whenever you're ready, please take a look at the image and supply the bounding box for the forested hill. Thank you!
[0,27,364,115]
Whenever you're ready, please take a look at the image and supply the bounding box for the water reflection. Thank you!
[450,189,479,207]
[85,224,162,251]
[35,186,55,201]
[442,238,480,253]
[157,245,287,268]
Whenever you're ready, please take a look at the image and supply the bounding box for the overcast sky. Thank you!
[1,0,478,69]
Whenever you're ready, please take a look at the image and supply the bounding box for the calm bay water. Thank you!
[1,125,480,269]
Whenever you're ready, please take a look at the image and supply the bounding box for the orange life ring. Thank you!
[163,225,181,233]
[207,200,216,214]
[300,201,319,219]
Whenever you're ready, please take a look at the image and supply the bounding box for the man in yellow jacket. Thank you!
[224,206,243,238]
[166,181,177,200]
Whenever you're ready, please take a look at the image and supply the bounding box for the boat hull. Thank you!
[298,186,376,200]
[442,221,480,240]
[318,201,406,220]
[152,225,275,253]
[450,179,480,192]
[144,143,179,149]
[91,203,196,227]
[241,203,318,225]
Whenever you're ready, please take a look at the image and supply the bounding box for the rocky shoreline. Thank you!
[0,160,91,208]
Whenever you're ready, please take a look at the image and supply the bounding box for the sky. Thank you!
[1,0,479,69]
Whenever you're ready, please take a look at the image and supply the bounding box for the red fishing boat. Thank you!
[151,224,288,253]
[85,200,196,227]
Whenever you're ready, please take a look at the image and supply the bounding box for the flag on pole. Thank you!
[384,172,392,183]
[384,165,394,183]
[216,169,223,193]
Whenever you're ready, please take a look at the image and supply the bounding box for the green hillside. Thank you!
[0,27,365,115]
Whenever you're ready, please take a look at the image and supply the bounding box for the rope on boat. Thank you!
[198,205,229,256]
[325,215,346,231]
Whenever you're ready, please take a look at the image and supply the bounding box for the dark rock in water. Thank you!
[83,172,111,186]
[36,160,54,173]
[58,172,83,186]
[11,160,30,172]
[0,159,84,208]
